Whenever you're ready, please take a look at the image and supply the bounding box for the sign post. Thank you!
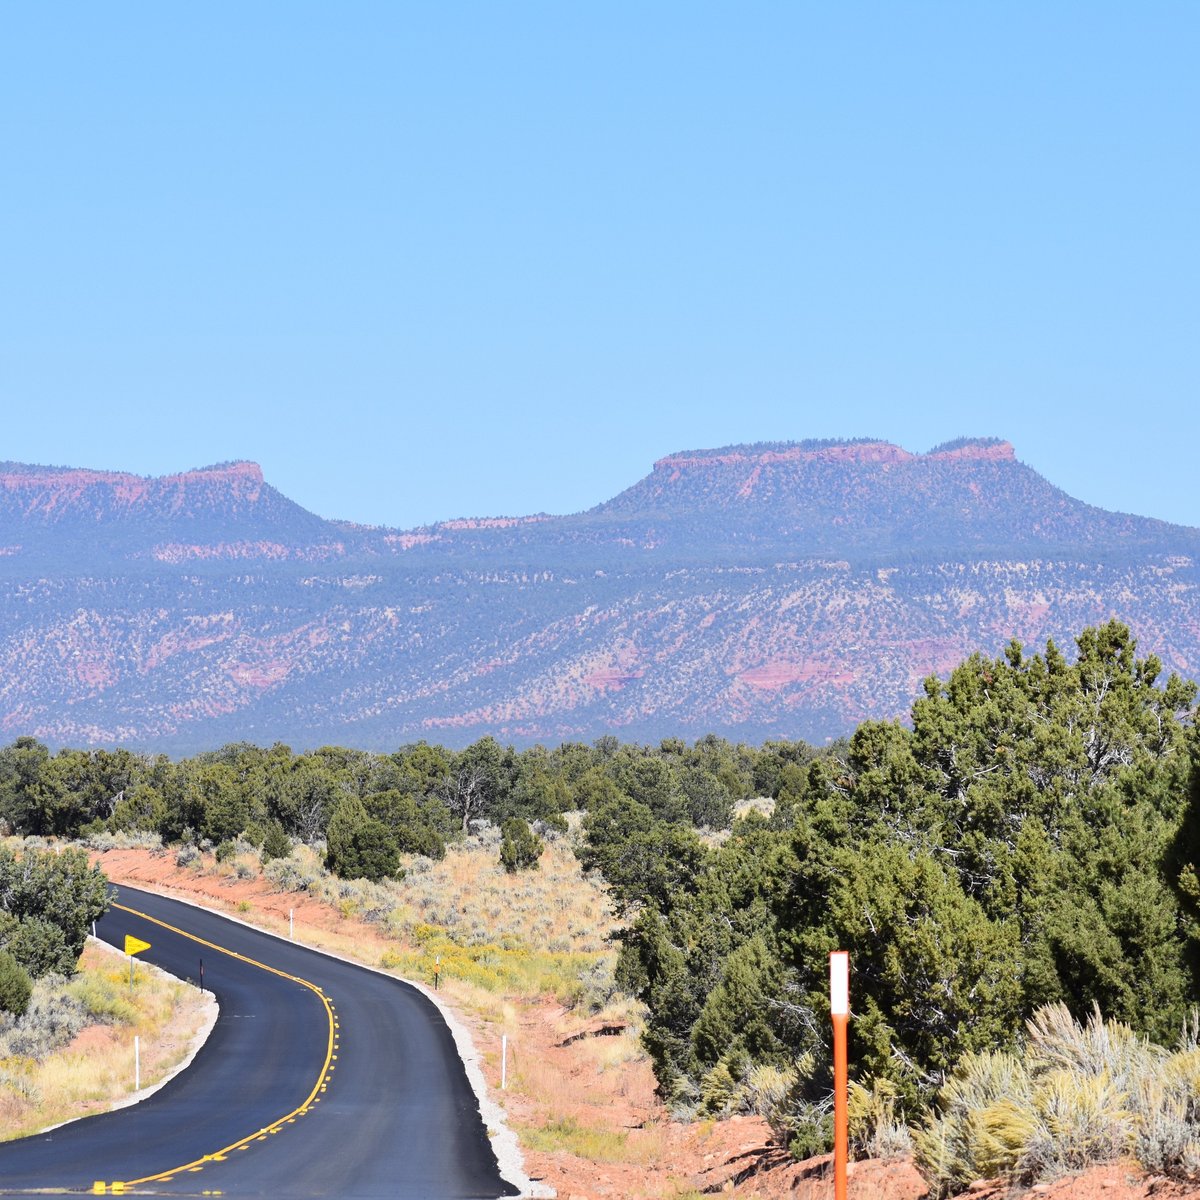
[830,951,849,1200]
[124,935,151,992]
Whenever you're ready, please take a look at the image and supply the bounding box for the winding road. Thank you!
[0,885,523,1198]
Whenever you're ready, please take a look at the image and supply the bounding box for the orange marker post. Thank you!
[830,950,849,1200]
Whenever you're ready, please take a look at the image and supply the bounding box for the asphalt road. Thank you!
[0,885,522,1198]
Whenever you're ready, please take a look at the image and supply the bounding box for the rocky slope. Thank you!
[0,440,1196,751]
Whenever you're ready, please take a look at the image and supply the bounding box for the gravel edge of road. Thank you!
[416,979,557,1200]
[105,885,554,1200]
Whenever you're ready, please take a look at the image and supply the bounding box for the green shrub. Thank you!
[0,948,32,1017]
[260,819,292,863]
[699,1055,742,1116]
[66,971,138,1024]
[214,839,237,863]
[499,817,544,873]
[4,918,74,978]
[240,822,266,848]
[395,822,446,861]
[108,784,166,833]
[6,984,88,1057]
[0,846,108,969]
[325,798,401,882]
[788,1101,833,1160]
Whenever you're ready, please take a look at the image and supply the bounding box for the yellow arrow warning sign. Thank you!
[124,935,151,956]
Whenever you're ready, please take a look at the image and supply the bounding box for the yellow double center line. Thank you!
[97,901,337,1193]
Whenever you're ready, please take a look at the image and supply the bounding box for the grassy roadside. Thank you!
[0,937,214,1141]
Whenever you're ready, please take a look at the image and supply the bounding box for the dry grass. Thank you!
[914,1003,1200,1196]
[0,940,211,1141]
[517,1113,666,1166]
[244,832,617,1006]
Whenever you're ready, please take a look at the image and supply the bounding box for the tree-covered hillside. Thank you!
[608,621,1199,1131]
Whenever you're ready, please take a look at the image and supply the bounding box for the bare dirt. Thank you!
[89,848,1200,1200]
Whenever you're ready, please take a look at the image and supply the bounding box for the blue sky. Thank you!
[1,4,1196,530]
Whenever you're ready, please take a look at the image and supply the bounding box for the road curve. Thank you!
[0,885,522,1199]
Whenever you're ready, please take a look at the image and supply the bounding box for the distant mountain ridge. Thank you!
[0,459,352,565]
[0,439,1195,751]
[590,437,1187,557]
[0,459,271,519]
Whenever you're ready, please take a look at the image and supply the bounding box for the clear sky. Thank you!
[1,4,1196,530]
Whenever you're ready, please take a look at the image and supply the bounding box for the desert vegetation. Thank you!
[0,935,212,1141]
[0,840,211,1142]
[0,845,109,1016]
[604,620,1200,1192]
[3,618,1200,1194]
[912,1001,1200,1194]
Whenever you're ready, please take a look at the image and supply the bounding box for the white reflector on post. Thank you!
[830,951,849,1016]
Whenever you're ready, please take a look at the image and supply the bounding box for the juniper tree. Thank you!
[324,796,400,882]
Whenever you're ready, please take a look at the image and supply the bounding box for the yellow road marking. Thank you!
[105,901,336,1187]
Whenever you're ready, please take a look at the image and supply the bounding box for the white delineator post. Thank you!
[134,1035,141,1092]
[501,1034,508,1090]
[830,951,849,1200]
[290,909,294,940]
